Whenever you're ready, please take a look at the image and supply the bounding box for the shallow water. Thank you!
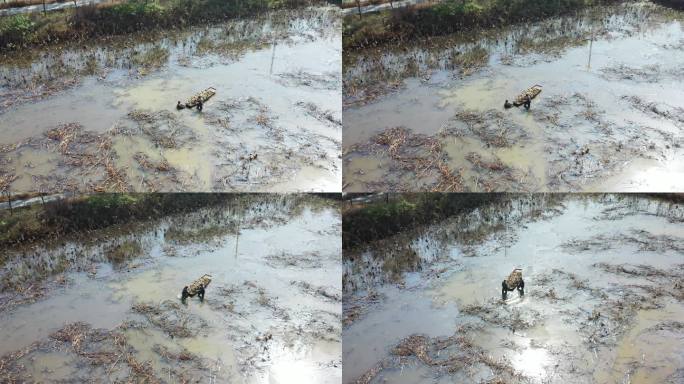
[342,194,684,383]
[343,2,684,192]
[0,195,342,383]
[0,7,342,193]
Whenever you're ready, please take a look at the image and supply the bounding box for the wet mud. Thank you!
[343,2,684,192]
[0,194,342,383]
[0,6,342,193]
[343,194,684,383]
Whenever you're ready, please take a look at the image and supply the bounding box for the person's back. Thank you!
[181,274,212,301]
[506,268,522,288]
[502,268,524,299]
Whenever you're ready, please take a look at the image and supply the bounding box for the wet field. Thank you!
[0,6,341,193]
[343,194,684,383]
[343,2,684,192]
[0,195,342,383]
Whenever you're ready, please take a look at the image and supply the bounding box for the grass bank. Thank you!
[0,193,232,247]
[343,193,683,250]
[342,193,506,249]
[0,193,340,248]
[343,0,626,51]
[652,0,684,9]
[0,0,336,51]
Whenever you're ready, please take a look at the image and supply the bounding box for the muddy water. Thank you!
[343,2,684,192]
[343,195,684,383]
[0,6,342,193]
[0,195,342,383]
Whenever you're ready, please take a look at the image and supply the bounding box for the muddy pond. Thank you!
[343,2,684,192]
[0,6,341,193]
[0,195,342,383]
[343,194,684,383]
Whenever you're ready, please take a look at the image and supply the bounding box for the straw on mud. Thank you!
[354,359,391,384]
[446,110,525,148]
[434,161,465,192]
[0,341,41,380]
[0,143,18,153]
[374,127,408,158]
[343,291,382,327]
[38,120,137,192]
[132,300,205,338]
[134,152,171,172]
[3,317,220,382]
[46,123,82,154]
[296,101,342,127]
[349,113,539,191]
[622,95,684,123]
[357,329,526,383]
[91,158,130,193]
[291,280,341,302]
[460,300,542,331]
[126,354,157,381]
[366,126,466,192]
[465,152,505,171]
[50,322,91,352]
[128,110,190,149]
[343,79,402,108]
[594,262,680,279]
[0,172,18,192]
[153,344,195,363]
[255,113,271,127]
[63,152,99,167]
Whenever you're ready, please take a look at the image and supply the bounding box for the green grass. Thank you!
[343,0,627,50]
[0,0,326,51]
[342,193,506,250]
[0,14,35,49]
[0,194,232,248]
[343,11,391,49]
[0,205,44,249]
